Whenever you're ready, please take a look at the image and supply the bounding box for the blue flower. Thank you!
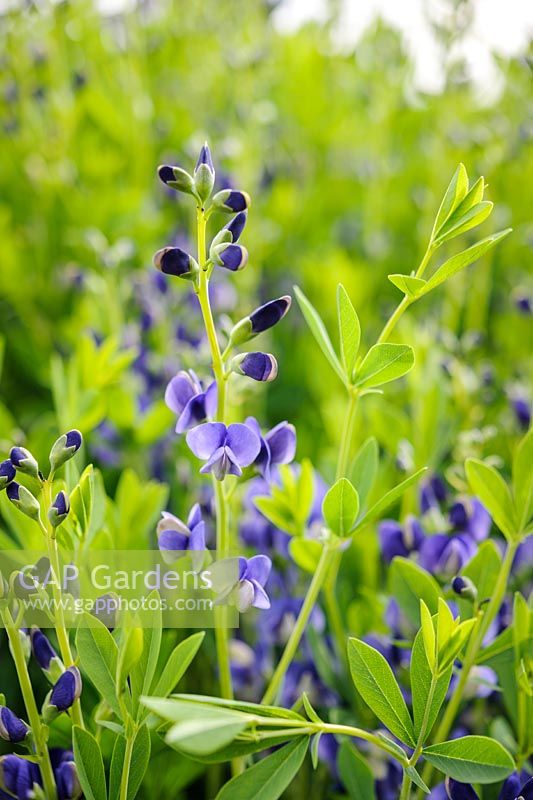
[0,754,40,800]
[186,422,261,480]
[157,504,206,565]
[31,627,64,680]
[231,352,278,382]
[448,498,490,542]
[212,189,251,213]
[420,475,447,513]
[445,778,480,799]
[451,575,477,602]
[419,533,477,578]
[165,370,217,433]
[245,417,296,481]
[0,707,29,743]
[280,658,338,708]
[48,666,82,713]
[379,515,424,563]
[0,460,15,490]
[51,750,81,800]
[229,296,292,346]
[211,555,272,612]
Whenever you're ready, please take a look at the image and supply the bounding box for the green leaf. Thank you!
[131,593,162,719]
[322,478,359,537]
[435,201,493,243]
[513,427,533,530]
[254,496,297,536]
[173,694,305,721]
[151,632,205,699]
[422,736,514,783]
[389,557,443,627]
[388,274,427,298]
[420,601,436,670]
[347,638,416,746]
[465,458,517,539]
[76,614,121,717]
[109,725,151,800]
[351,437,379,510]
[116,626,144,691]
[294,286,345,383]
[337,284,361,380]
[405,766,430,794]
[215,737,308,800]
[432,163,469,237]
[337,741,376,800]
[352,468,427,534]
[422,230,511,294]
[72,725,106,800]
[410,630,452,739]
[289,538,323,573]
[353,343,414,389]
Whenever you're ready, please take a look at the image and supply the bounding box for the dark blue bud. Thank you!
[0,754,39,798]
[445,777,479,800]
[46,667,82,718]
[231,352,278,382]
[213,243,248,271]
[250,295,292,333]
[48,491,70,528]
[153,247,199,281]
[224,211,247,242]
[157,164,195,195]
[10,446,40,478]
[31,627,59,671]
[452,575,477,602]
[195,143,214,173]
[49,429,83,472]
[514,293,532,315]
[55,759,81,800]
[0,707,29,743]
[194,143,215,201]
[6,481,41,520]
[212,189,251,213]
[0,459,15,490]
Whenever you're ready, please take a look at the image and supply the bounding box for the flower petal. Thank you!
[164,372,196,414]
[245,554,271,586]
[265,421,296,466]
[188,522,206,551]
[204,381,218,418]
[186,423,226,459]
[251,580,271,610]
[235,580,255,612]
[158,530,188,551]
[226,423,261,467]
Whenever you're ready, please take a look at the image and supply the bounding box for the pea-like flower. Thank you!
[230,352,278,382]
[0,754,40,800]
[499,775,533,800]
[157,504,206,566]
[224,211,247,243]
[212,555,272,612]
[6,482,41,521]
[49,430,82,472]
[245,417,296,481]
[186,422,261,480]
[0,706,29,743]
[48,490,70,528]
[451,575,477,602]
[9,447,40,479]
[164,370,217,433]
[419,532,477,578]
[378,516,425,564]
[229,296,292,346]
[0,459,15,490]
[31,627,64,681]
[43,667,82,720]
[212,243,248,271]
[54,754,81,800]
[153,247,199,281]
[212,189,251,213]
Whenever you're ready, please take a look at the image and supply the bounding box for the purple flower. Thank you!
[55,760,80,800]
[449,498,490,542]
[244,417,296,481]
[157,504,206,565]
[212,243,248,271]
[186,422,261,480]
[280,658,338,708]
[212,189,251,213]
[379,516,424,564]
[0,754,40,800]
[231,352,278,382]
[0,459,15,490]
[511,396,531,430]
[9,446,39,478]
[457,665,498,699]
[0,707,29,743]
[48,666,82,712]
[212,555,272,612]
[165,370,217,433]
[445,779,479,800]
[499,775,533,800]
[48,490,70,528]
[229,295,292,346]
[259,597,325,646]
[49,429,83,472]
[419,533,477,578]
[224,211,247,243]
[31,627,61,676]
[420,475,447,513]
[153,247,198,280]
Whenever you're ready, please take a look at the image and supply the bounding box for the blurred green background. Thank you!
[0,0,531,499]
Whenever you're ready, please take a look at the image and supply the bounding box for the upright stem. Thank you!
[1,608,57,800]
[399,771,412,800]
[119,728,136,800]
[42,479,84,730]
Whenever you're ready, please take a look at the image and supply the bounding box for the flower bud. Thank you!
[0,706,29,743]
[212,189,251,213]
[157,164,196,195]
[193,143,215,202]
[0,460,15,490]
[0,754,39,799]
[229,295,292,346]
[452,575,478,603]
[48,491,70,528]
[55,759,81,800]
[43,667,82,721]
[31,627,64,682]
[153,247,199,281]
[230,352,278,382]
[6,482,41,521]
[212,243,248,272]
[49,430,83,472]
[10,447,40,479]
[224,211,247,242]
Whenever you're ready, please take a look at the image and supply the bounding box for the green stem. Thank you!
[262,543,338,705]
[335,391,358,481]
[42,479,84,730]
[119,728,136,800]
[1,608,57,800]
[399,771,412,800]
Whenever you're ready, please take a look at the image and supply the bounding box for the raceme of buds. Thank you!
[10,447,40,479]
[158,164,195,195]
[6,482,41,521]
[0,706,29,743]
[452,575,478,603]
[31,627,64,682]
[212,189,251,213]
[153,247,199,281]
[43,667,82,721]
[229,296,292,346]
[49,430,82,472]
[211,243,248,271]
[194,143,215,202]
[0,459,15,490]
[230,352,278,382]
[48,490,70,528]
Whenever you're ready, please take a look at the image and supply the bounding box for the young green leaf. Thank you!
[352,467,428,534]
[465,458,517,540]
[422,736,514,783]
[389,557,443,627]
[337,741,376,800]
[215,737,308,800]
[512,427,533,531]
[421,229,511,294]
[151,632,205,699]
[420,600,436,670]
[294,286,345,384]
[405,766,430,794]
[432,163,469,238]
[337,284,361,380]
[435,201,493,244]
[76,614,121,717]
[72,726,107,800]
[322,477,359,537]
[109,725,151,800]
[388,274,427,298]
[410,631,452,740]
[351,437,379,510]
[460,540,502,607]
[353,343,415,389]
[347,638,416,746]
